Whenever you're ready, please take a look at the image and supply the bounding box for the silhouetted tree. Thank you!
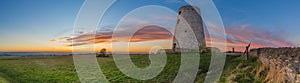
[97,48,108,57]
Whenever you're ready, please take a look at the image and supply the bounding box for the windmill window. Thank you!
[179,11,182,15]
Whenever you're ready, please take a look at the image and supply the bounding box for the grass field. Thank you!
[0,75,8,83]
[0,53,262,82]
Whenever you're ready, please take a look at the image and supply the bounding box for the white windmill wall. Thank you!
[173,5,206,49]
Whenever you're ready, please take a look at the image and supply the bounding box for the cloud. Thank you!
[50,18,297,52]
[48,39,57,43]
[130,26,172,42]
[205,23,297,51]
[49,36,72,43]
[51,25,172,47]
[225,25,296,47]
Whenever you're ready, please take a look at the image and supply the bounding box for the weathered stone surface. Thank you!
[296,74,300,83]
[173,5,206,49]
[250,47,300,83]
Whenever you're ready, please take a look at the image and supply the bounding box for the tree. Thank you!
[97,48,108,57]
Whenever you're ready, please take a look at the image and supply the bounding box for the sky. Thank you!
[0,0,300,53]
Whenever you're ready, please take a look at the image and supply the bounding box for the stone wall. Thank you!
[250,47,300,83]
[159,47,221,54]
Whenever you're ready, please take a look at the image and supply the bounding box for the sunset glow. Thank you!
[1,0,299,53]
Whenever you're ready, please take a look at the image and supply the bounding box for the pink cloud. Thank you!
[212,24,296,51]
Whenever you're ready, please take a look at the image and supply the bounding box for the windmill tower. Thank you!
[173,5,206,49]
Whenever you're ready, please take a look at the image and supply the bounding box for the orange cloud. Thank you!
[51,25,173,47]
[48,39,57,43]
[130,26,172,42]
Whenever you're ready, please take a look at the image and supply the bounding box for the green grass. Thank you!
[219,55,262,83]
[0,75,8,83]
[0,53,263,82]
[0,56,78,82]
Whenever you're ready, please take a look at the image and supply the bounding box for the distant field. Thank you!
[0,53,262,82]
